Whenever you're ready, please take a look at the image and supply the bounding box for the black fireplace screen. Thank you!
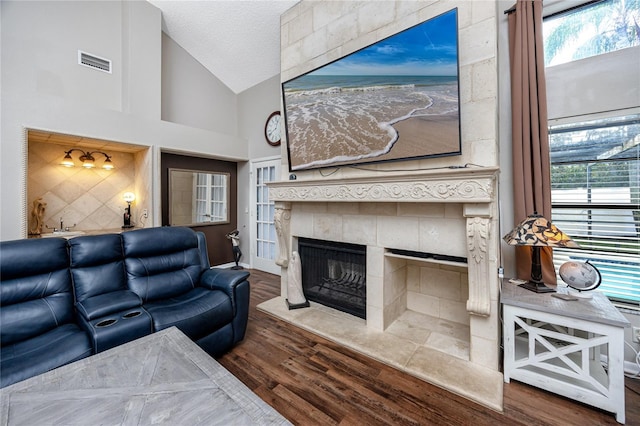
[298,238,366,319]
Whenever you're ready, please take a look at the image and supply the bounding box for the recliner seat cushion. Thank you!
[0,323,92,388]
[143,288,232,341]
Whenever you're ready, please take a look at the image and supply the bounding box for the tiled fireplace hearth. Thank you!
[260,167,504,411]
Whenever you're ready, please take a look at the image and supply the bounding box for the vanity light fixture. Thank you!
[61,149,114,170]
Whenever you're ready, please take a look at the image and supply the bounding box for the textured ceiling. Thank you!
[148,0,298,94]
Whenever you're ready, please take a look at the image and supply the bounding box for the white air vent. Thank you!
[78,50,111,73]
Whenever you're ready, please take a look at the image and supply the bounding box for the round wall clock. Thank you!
[265,111,282,146]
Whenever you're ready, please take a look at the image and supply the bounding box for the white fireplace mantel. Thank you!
[268,166,499,317]
[268,167,499,204]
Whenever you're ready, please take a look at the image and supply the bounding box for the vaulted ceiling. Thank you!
[148,0,299,94]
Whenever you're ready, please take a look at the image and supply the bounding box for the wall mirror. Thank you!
[168,168,230,226]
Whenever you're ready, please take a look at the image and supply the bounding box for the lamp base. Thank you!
[519,281,556,293]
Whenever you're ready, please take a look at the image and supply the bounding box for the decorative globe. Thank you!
[559,261,602,292]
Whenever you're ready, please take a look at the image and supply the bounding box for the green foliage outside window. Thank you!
[552,161,632,190]
[544,0,640,66]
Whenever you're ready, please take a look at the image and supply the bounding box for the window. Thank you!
[543,0,640,67]
[543,0,640,306]
[168,169,229,226]
[549,114,640,305]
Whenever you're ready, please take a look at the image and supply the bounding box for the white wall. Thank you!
[497,0,516,279]
[239,74,283,160]
[0,0,248,240]
[161,33,238,134]
[237,74,284,267]
[546,46,640,120]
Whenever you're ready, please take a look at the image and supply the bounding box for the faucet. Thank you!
[45,217,76,232]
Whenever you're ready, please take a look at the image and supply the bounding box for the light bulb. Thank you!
[61,152,75,167]
[102,158,114,170]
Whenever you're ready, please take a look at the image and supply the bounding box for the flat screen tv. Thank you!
[282,8,461,172]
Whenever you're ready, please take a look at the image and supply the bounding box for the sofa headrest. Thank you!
[122,227,198,257]
[69,234,123,267]
[0,238,69,280]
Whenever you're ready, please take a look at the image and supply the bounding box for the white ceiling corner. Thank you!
[148,0,298,94]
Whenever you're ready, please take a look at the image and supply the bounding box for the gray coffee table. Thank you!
[0,327,291,425]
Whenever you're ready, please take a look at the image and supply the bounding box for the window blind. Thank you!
[549,115,640,307]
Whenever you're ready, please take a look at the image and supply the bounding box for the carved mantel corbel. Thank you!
[464,204,492,317]
[273,201,291,267]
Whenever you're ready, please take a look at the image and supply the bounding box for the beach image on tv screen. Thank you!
[282,8,461,171]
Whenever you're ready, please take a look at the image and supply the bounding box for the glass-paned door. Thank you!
[251,158,280,275]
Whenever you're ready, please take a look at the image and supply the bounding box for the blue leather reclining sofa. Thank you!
[0,226,250,388]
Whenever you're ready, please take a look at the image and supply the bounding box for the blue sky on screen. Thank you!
[312,9,458,77]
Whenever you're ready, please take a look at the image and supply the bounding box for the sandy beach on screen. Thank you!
[319,112,459,167]
[383,112,460,161]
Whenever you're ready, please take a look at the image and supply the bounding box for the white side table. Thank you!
[501,281,630,424]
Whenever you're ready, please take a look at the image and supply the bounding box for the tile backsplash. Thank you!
[28,141,137,233]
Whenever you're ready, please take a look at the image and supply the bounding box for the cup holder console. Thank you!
[87,307,152,353]
[96,319,117,327]
[93,311,143,327]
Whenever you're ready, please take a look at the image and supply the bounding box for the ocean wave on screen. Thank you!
[285,84,416,97]
[291,95,441,170]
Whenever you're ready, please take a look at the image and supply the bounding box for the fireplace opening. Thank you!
[298,238,366,319]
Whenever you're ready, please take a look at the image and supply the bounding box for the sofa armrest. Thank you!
[76,291,142,321]
[200,268,250,295]
[200,268,251,343]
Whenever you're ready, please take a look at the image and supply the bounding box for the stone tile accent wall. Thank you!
[290,201,470,330]
[133,145,153,229]
[275,0,503,410]
[407,262,469,326]
[28,141,149,233]
[280,0,499,176]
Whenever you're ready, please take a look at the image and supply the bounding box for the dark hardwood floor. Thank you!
[218,270,640,426]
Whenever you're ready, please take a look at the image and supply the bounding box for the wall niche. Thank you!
[27,129,152,236]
